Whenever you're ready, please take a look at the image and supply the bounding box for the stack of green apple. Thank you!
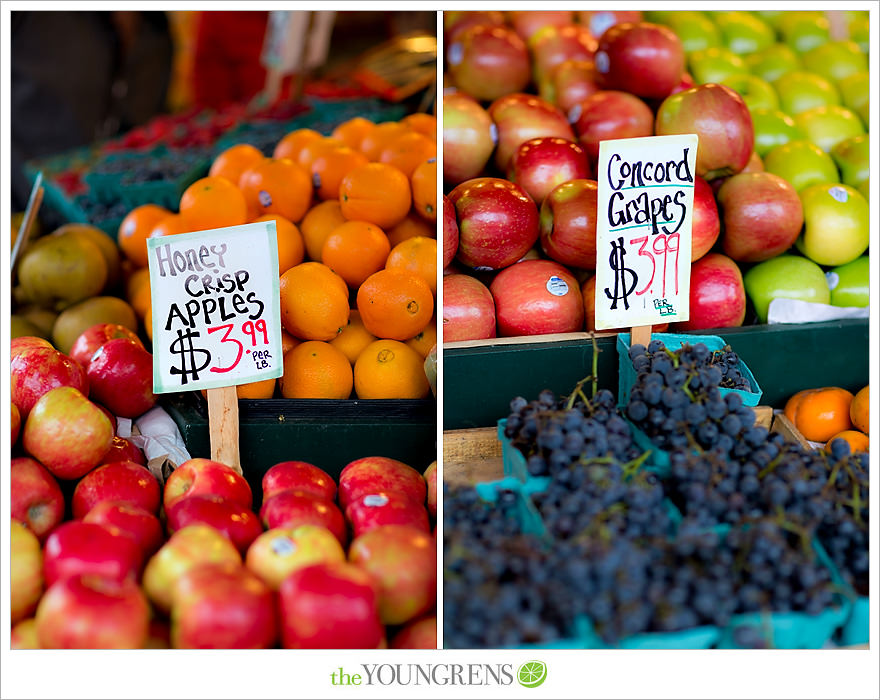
[649,9,869,322]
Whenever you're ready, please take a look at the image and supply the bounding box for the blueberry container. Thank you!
[473,477,548,539]
[838,596,869,646]
[581,622,721,650]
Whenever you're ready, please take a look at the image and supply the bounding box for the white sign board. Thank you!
[594,134,698,330]
[148,221,283,394]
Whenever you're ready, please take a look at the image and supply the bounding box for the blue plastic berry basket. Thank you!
[838,595,869,646]
[473,477,549,539]
[616,332,763,409]
[581,621,721,650]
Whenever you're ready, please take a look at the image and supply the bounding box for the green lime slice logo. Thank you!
[517,660,547,688]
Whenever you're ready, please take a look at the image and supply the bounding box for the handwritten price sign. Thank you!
[594,134,698,330]
[147,221,283,393]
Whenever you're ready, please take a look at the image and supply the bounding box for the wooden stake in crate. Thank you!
[207,385,241,473]
[11,172,44,274]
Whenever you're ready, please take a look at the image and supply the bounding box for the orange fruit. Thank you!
[385,236,437,296]
[790,387,854,443]
[400,112,437,140]
[405,316,437,359]
[784,389,816,425]
[825,429,869,454]
[239,158,313,223]
[279,262,350,341]
[279,341,353,399]
[281,328,301,356]
[330,310,377,365]
[356,269,434,341]
[358,121,409,161]
[179,176,248,230]
[321,220,391,289]
[273,128,324,162]
[310,145,369,201]
[331,117,376,151]
[251,214,305,275]
[118,204,170,267]
[126,266,152,320]
[410,158,437,221]
[354,339,430,399]
[149,213,192,239]
[850,385,869,434]
[300,200,348,261]
[296,137,344,173]
[339,162,411,230]
[377,131,436,179]
[209,143,265,186]
[236,378,277,399]
[386,211,435,247]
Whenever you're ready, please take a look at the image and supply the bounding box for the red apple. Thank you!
[446,24,531,102]
[539,178,599,269]
[656,83,754,180]
[443,92,496,186]
[546,58,600,115]
[675,253,746,331]
[529,24,597,84]
[261,460,336,503]
[278,561,384,649]
[23,386,114,480]
[669,71,696,96]
[72,460,160,519]
[442,274,496,342]
[86,337,156,419]
[36,574,150,649]
[166,494,263,553]
[245,524,346,591]
[442,195,459,269]
[43,520,144,587]
[83,501,164,559]
[345,492,431,538]
[10,346,89,418]
[444,10,506,46]
[594,22,685,100]
[391,614,437,649]
[448,177,540,270]
[69,322,144,369]
[488,93,575,171]
[11,520,43,625]
[259,489,347,545]
[579,10,643,39]
[349,524,437,625]
[338,456,427,512]
[490,259,585,337]
[11,335,54,361]
[99,435,146,466]
[171,562,277,649]
[11,402,21,446]
[424,460,437,520]
[163,457,253,511]
[692,175,721,261]
[570,90,654,164]
[142,524,242,614]
[718,172,804,263]
[509,137,591,206]
[11,456,65,542]
[508,10,574,41]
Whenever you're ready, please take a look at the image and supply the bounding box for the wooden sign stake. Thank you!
[11,172,44,273]
[631,324,652,349]
[207,386,242,474]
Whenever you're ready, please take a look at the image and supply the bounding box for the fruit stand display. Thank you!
[10,20,438,649]
[441,10,869,649]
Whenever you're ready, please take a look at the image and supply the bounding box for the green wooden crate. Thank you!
[443,320,869,430]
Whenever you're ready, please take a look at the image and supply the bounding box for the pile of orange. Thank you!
[784,385,869,454]
[115,111,438,401]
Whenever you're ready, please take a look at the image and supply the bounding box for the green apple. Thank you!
[722,74,778,112]
[744,255,831,324]
[778,11,831,54]
[665,11,722,54]
[750,108,805,157]
[801,41,868,84]
[837,71,869,128]
[794,105,865,153]
[796,183,869,266]
[688,47,747,85]
[857,178,869,201]
[773,70,840,116]
[847,15,869,54]
[751,11,785,29]
[763,140,839,192]
[827,256,869,308]
[745,43,801,84]
[830,134,869,191]
[714,11,775,55]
